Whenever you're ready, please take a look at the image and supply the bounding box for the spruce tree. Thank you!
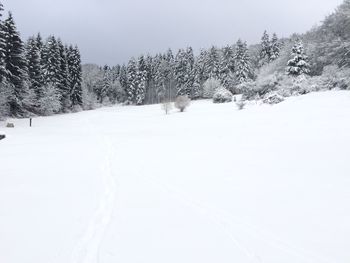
[135,55,147,105]
[126,57,137,104]
[0,2,6,83]
[3,12,29,116]
[205,46,220,79]
[219,45,235,89]
[234,39,252,84]
[67,45,82,107]
[119,64,128,98]
[287,39,310,76]
[57,39,70,110]
[41,36,60,87]
[174,49,187,96]
[25,37,44,105]
[260,30,271,65]
[270,33,280,61]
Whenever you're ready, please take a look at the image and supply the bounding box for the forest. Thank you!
[1,0,350,118]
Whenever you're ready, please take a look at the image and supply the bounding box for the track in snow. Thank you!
[71,117,117,263]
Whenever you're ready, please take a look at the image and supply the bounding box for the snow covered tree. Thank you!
[41,36,60,88]
[205,46,220,79]
[25,37,44,108]
[234,39,252,84]
[126,57,137,104]
[260,30,271,65]
[191,68,202,99]
[57,39,71,110]
[119,64,128,97]
[287,40,310,76]
[66,45,82,107]
[219,45,235,89]
[270,33,280,61]
[135,55,147,105]
[3,12,30,116]
[174,49,187,96]
[0,2,6,83]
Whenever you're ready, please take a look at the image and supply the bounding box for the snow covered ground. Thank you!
[1,90,350,263]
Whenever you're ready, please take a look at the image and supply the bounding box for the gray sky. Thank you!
[2,0,343,65]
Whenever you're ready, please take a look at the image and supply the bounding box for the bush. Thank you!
[213,87,233,103]
[236,100,246,110]
[263,92,285,105]
[203,78,221,98]
[175,96,190,112]
[38,84,61,116]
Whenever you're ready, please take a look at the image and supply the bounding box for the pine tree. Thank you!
[25,37,44,105]
[205,46,220,79]
[260,30,271,65]
[41,36,60,87]
[191,66,202,99]
[126,57,137,104]
[67,45,82,107]
[234,39,252,84]
[3,12,30,116]
[269,33,280,61]
[287,39,310,76]
[219,45,235,88]
[57,39,70,110]
[174,49,187,96]
[135,55,147,105]
[0,2,7,83]
[119,64,128,98]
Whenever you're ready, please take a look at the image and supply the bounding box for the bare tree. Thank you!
[175,95,191,112]
[161,100,173,115]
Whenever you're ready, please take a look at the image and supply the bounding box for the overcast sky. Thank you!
[2,0,343,65]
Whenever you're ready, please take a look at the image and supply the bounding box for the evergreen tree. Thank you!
[270,33,280,61]
[25,37,44,105]
[205,46,220,79]
[57,39,70,109]
[287,39,310,76]
[119,64,128,98]
[41,36,60,87]
[135,55,147,105]
[174,49,187,96]
[126,57,137,104]
[191,66,202,99]
[234,39,252,84]
[0,2,6,83]
[219,45,235,88]
[67,45,82,107]
[3,12,30,116]
[260,30,271,65]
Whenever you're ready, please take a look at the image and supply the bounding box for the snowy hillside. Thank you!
[1,91,350,263]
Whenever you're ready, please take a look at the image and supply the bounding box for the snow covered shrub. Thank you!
[0,82,11,119]
[203,78,221,98]
[161,101,173,115]
[236,100,246,110]
[236,81,258,100]
[322,66,350,90]
[71,104,83,113]
[213,87,233,103]
[175,95,190,112]
[82,88,98,111]
[38,84,61,116]
[263,92,285,105]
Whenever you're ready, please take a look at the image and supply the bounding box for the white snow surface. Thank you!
[1,90,350,263]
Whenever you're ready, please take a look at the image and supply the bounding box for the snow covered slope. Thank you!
[1,91,350,263]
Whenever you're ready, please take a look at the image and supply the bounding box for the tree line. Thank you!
[83,33,284,107]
